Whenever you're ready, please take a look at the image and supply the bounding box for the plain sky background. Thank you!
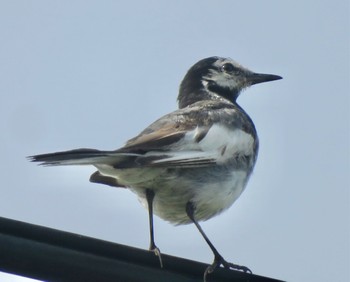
[0,1,349,281]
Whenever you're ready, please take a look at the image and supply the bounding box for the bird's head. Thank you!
[178,56,282,108]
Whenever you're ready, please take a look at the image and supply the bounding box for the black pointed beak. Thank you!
[248,72,283,85]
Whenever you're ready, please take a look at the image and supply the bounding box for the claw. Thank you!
[221,257,251,273]
[203,254,252,281]
[150,245,163,268]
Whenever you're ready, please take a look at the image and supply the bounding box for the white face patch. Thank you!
[203,69,239,89]
[202,58,253,93]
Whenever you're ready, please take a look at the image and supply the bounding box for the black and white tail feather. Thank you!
[28,146,221,169]
[28,149,139,166]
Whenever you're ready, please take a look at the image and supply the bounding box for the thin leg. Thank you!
[186,202,251,281]
[146,189,163,268]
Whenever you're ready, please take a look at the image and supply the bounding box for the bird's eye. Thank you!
[221,63,235,73]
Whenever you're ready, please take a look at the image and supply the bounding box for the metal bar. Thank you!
[0,216,283,282]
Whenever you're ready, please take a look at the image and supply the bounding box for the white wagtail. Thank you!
[29,56,282,280]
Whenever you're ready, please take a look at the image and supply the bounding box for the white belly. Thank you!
[131,168,249,225]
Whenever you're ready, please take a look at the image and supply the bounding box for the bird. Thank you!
[29,56,282,281]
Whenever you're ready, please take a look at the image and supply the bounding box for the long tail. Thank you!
[28,148,136,166]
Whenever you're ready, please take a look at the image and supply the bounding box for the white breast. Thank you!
[195,124,255,163]
[192,170,248,221]
[145,125,255,168]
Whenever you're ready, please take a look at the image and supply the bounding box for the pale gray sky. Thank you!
[0,1,349,281]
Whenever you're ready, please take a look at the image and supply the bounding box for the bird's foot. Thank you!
[149,245,163,268]
[204,254,251,282]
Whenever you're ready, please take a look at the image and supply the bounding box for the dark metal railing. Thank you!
[0,216,284,282]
